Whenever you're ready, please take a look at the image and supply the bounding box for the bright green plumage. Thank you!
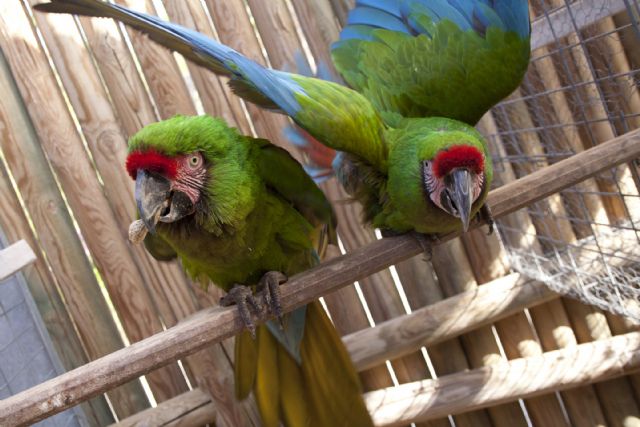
[129,115,371,427]
[332,21,531,126]
[34,0,531,234]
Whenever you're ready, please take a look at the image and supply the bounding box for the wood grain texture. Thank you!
[346,274,556,370]
[75,1,259,423]
[2,134,638,424]
[367,331,640,426]
[24,1,190,402]
[0,9,149,416]
[0,240,36,281]
[0,162,113,426]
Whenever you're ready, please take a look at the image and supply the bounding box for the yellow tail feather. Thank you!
[234,301,373,427]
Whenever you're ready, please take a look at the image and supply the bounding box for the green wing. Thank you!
[35,0,388,171]
[331,0,531,125]
[255,140,337,250]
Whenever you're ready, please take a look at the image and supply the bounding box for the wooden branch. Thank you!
[112,274,556,425]
[120,316,640,427]
[0,240,36,281]
[112,388,213,427]
[368,331,640,426]
[346,274,556,370]
[1,127,640,425]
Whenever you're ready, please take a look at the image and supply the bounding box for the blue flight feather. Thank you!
[355,0,402,18]
[106,2,306,116]
[347,6,411,33]
[339,0,530,47]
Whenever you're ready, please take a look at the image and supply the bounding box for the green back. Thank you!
[332,16,530,125]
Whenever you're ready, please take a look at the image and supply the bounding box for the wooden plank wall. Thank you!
[0,0,638,426]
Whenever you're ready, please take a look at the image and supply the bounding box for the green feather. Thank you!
[332,18,530,125]
[128,114,372,427]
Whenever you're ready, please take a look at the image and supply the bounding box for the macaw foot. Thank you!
[478,203,495,235]
[380,228,403,238]
[413,232,439,261]
[258,271,288,329]
[220,284,262,338]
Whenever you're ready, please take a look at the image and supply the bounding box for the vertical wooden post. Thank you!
[74,0,262,424]
[0,5,149,416]
[24,1,190,402]
[0,162,113,426]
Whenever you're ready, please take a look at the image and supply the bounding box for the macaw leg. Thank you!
[413,232,439,261]
[258,271,287,328]
[478,203,495,235]
[220,284,262,338]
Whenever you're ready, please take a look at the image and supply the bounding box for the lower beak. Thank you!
[135,170,171,234]
[445,169,474,232]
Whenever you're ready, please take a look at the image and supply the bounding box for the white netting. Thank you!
[485,0,640,323]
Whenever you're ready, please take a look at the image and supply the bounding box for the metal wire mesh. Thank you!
[486,0,640,322]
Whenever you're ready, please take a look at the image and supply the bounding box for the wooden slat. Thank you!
[2,128,639,425]
[25,0,188,401]
[0,7,149,416]
[534,2,640,421]
[346,274,555,370]
[0,162,113,426]
[368,331,640,426]
[202,0,297,151]
[112,388,212,427]
[0,240,36,281]
[74,1,259,424]
[112,273,555,426]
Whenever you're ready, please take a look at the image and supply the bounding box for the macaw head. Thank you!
[387,118,491,234]
[125,115,257,234]
[422,144,486,232]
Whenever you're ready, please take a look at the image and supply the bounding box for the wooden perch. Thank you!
[1,126,639,426]
[113,273,556,426]
[121,325,640,427]
[0,239,36,281]
[368,331,640,426]
[346,274,556,370]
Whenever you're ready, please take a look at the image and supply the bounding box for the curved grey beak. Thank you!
[443,168,474,232]
[135,169,171,234]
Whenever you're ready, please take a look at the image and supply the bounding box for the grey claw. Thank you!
[258,271,287,326]
[220,284,261,338]
[413,232,437,261]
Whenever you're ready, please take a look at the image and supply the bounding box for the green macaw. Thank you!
[34,0,530,235]
[124,115,372,427]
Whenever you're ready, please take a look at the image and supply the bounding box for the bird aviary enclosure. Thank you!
[1,0,640,426]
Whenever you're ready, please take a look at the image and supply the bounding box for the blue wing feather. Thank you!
[355,0,402,18]
[347,6,411,33]
[340,0,530,43]
[48,0,309,117]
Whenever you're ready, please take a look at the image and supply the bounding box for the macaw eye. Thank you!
[188,153,202,169]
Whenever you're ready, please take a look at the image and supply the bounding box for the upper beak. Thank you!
[135,169,171,234]
[444,168,474,232]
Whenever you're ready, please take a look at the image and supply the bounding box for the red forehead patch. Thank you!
[126,149,177,180]
[433,145,484,178]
